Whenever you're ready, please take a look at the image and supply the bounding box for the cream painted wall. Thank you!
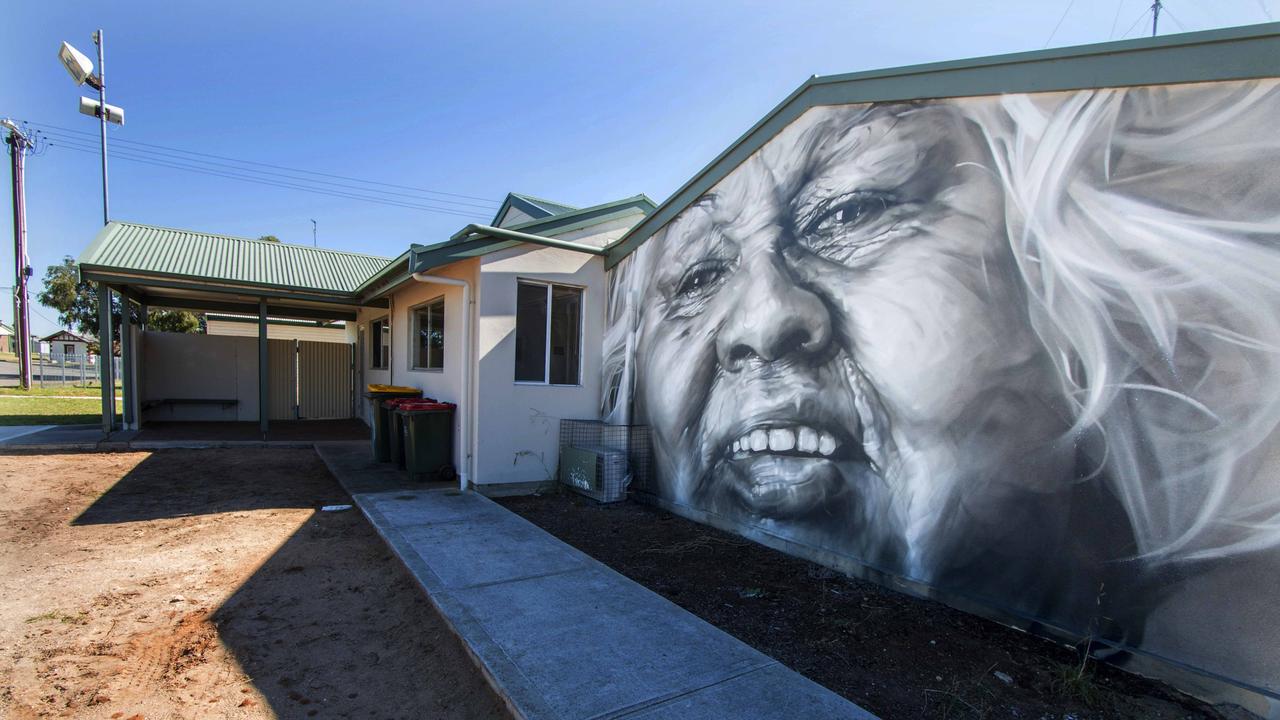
[359,212,644,487]
[355,259,479,474]
[474,246,605,486]
[140,331,260,422]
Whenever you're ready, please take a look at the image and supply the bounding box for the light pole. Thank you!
[58,31,124,226]
[2,119,33,390]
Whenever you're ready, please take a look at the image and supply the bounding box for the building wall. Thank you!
[48,340,88,358]
[356,259,478,472]
[140,331,260,422]
[603,80,1280,702]
[205,319,348,344]
[474,246,605,487]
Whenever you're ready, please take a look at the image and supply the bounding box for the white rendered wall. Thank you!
[356,259,478,471]
[140,331,260,422]
[474,246,605,486]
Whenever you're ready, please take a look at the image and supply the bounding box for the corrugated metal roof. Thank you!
[80,221,392,294]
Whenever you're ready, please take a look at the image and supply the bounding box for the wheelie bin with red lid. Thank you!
[397,400,457,482]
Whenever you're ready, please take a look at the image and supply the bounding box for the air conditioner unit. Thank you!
[560,444,629,503]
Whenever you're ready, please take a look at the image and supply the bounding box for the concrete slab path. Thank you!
[315,443,877,720]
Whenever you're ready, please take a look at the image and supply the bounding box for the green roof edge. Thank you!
[603,22,1280,268]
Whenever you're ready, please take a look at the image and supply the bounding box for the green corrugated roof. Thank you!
[79,221,393,294]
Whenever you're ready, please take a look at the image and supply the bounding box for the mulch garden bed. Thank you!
[497,491,1246,720]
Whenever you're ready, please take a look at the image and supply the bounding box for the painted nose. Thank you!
[716,255,832,371]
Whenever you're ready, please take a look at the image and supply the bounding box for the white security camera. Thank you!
[58,41,100,89]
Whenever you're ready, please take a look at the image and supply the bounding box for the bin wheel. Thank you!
[438,465,457,483]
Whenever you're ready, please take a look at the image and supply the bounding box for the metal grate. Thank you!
[558,419,652,503]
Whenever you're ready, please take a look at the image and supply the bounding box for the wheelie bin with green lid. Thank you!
[398,400,457,482]
[364,384,422,462]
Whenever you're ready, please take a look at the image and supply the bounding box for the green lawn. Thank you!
[0,386,121,397]
[0,397,121,426]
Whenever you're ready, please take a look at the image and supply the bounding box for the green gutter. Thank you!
[447,224,607,254]
[603,23,1280,268]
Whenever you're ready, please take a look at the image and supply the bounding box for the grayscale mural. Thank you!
[603,80,1280,695]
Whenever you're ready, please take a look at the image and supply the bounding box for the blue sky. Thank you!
[1,0,1274,336]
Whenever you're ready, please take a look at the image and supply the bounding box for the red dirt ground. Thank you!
[0,449,507,720]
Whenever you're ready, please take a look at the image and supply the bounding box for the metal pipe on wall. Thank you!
[411,272,474,490]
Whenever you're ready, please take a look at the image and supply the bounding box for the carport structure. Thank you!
[78,221,392,434]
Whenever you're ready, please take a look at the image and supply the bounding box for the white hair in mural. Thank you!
[603,79,1280,579]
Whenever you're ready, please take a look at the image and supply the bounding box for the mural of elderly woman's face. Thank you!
[633,102,1073,573]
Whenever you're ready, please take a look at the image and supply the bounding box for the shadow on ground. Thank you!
[63,447,505,719]
[211,502,502,718]
[71,449,345,525]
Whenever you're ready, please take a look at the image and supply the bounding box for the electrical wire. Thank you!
[47,140,491,219]
[37,127,496,210]
[24,120,500,207]
[1044,0,1077,48]
[1120,6,1152,38]
[1109,0,1127,39]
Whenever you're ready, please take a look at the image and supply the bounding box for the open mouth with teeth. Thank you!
[728,425,844,460]
[710,419,865,520]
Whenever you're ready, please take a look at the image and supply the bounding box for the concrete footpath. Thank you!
[315,442,877,720]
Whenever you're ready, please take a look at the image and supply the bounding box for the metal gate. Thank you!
[265,340,354,420]
[298,341,354,419]
[268,339,295,420]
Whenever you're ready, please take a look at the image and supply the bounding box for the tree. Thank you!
[38,256,202,349]
[258,235,281,243]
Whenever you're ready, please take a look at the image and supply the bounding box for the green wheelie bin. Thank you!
[398,400,457,482]
[386,396,436,469]
[365,385,422,462]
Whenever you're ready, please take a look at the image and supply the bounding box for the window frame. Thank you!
[409,296,446,372]
[514,279,584,387]
[369,315,391,370]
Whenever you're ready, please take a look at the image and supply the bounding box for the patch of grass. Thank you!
[0,386,121,397]
[25,610,89,625]
[0,397,121,426]
[1052,662,1105,708]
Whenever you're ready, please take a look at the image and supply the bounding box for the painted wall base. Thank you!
[631,491,1280,719]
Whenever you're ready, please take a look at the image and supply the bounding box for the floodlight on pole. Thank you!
[57,30,118,226]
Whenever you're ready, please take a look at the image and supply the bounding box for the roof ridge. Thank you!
[510,193,579,212]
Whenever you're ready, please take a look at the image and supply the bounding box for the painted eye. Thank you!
[806,191,895,236]
[675,259,730,299]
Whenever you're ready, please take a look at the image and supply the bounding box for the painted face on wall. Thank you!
[633,102,1073,572]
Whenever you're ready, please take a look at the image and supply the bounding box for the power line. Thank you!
[47,140,491,219]
[1120,6,1152,38]
[1109,0,1127,39]
[1159,2,1188,32]
[24,120,500,207]
[1044,0,1078,48]
[37,127,497,211]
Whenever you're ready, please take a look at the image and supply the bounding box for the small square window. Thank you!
[515,281,582,385]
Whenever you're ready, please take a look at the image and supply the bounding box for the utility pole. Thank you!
[94,29,109,225]
[1151,0,1162,36]
[3,119,33,390]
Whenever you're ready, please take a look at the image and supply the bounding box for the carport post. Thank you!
[119,288,136,430]
[97,282,115,433]
[258,299,269,435]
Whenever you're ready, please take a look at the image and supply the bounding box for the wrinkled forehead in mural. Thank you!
[611,81,1280,585]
